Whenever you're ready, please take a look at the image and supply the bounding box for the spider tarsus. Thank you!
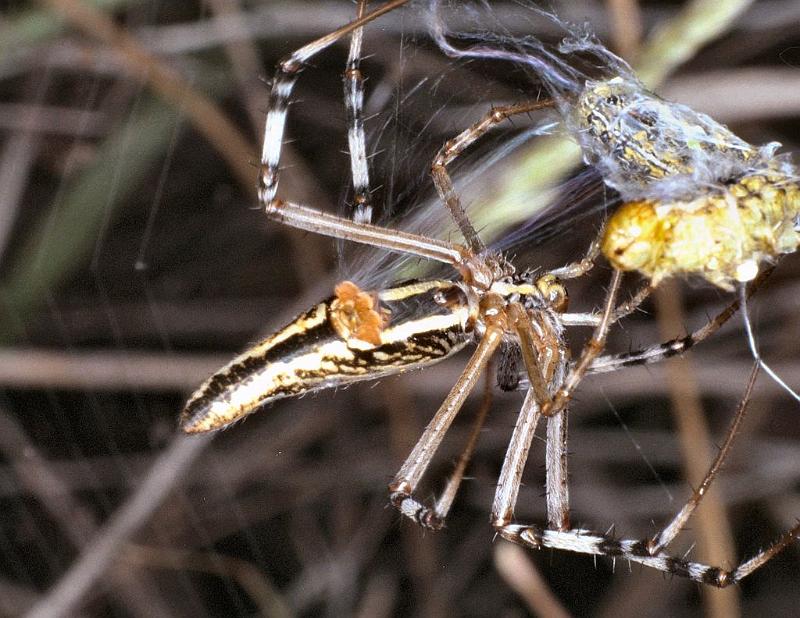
[389,490,445,531]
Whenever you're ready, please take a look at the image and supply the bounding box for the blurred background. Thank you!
[1,0,799,616]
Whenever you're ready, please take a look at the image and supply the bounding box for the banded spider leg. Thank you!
[588,266,775,375]
[494,361,800,587]
[344,0,375,224]
[260,0,411,216]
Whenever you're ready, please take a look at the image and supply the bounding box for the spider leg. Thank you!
[649,363,759,553]
[431,100,555,254]
[589,265,774,374]
[260,0,410,207]
[267,200,466,266]
[499,522,800,587]
[344,0,374,224]
[729,524,800,582]
[429,360,495,526]
[507,303,571,529]
[543,269,623,416]
[389,324,503,528]
[491,387,543,528]
[507,303,553,405]
[488,384,572,536]
[545,410,570,530]
[495,363,800,586]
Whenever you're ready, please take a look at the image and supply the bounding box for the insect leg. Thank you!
[561,283,653,327]
[548,238,601,280]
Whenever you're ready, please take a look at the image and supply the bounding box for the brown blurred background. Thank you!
[0,1,799,616]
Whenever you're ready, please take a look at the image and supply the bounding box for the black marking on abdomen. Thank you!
[181,296,468,432]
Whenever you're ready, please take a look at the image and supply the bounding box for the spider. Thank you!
[181,0,799,587]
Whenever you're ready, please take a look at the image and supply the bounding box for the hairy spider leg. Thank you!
[345,0,375,224]
[431,100,556,254]
[388,322,504,527]
[431,360,496,524]
[508,302,571,528]
[391,358,496,530]
[649,363,759,554]
[588,266,774,375]
[541,269,624,417]
[493,361,800,587]
[260,0,411,209]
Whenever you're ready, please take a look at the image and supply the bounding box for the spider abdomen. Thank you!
[180,279,471,433]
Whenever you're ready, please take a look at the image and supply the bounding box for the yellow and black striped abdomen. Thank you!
[181,280,471,433]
